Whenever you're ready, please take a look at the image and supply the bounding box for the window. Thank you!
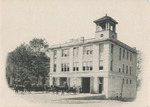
[127,51,129,60]
[130,66,132,74]
[123,50,125,58]
[111,44,114,54]
[62,49,69,57]
[122,64,124,73]
[54,50,57,57]
[54,64,56,72]
[100,34,104,37]
[123,79,124,84]
[61,63,69,72]
[73,47,79,56]
[130,53,132,61]
[110,60,113,71]
[83,61,93,71]
[119,48,121,60]
[119,68,121,72]
[99,44,104,53]
[130,80,132,84]
[53,78,56,85]
[73,62,79,71]
[126,66,128,74]
[99,60,104,70]
[126,79,128,84]
[83,45,93,55]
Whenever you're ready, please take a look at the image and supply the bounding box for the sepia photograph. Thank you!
[0,0,150,107]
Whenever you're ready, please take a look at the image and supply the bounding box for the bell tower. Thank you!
[94,14,118,40]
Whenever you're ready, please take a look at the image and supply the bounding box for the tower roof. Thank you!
[94,15,118,24]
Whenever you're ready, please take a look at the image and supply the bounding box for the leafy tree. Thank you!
[6,38,50,87]
[6,43,33,86]
[29,38,49,85]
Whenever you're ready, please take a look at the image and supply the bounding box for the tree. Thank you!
[6,43,33,86]
[136,50,142,91]
[29,38,49,85]
[6,38,50,87]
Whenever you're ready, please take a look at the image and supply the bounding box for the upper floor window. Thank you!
[119,68,121,72]
[110,60,113,71]
[130,53,132,61]
[73,62,79,71]
[130,79,132,84]
[54,50,57,58]
[83,61,93,71]
[111,44,114,54]
[122,64,124,73]
[126,66,128,74]
[126,79,128,84]
[127,51,129,60]
[130,66,132,74]
[62,49,69,57]
[123,50,125,58]
[99,60,103,70]
[73,47,79,57]
[119,48,121,60]
[61,63,69,72]
[53,64,57,72]
[99,44,104,53]
[83,45,93,55]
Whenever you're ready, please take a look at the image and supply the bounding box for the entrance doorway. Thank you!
[99,77,103,93]
[82,77,90,93]
[60,77,67,86]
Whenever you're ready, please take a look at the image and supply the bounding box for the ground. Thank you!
[15,91,132,105]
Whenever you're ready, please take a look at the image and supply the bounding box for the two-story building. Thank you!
[49,15,137,99]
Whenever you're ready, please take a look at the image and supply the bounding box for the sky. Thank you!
[1,0,150,106]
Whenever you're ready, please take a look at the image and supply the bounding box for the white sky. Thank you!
[1,0,150,106]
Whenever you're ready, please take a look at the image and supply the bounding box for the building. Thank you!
[49,15,137,99]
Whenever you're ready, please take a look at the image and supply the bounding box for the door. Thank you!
[60,77,67,86]
[99,77,103,93]
[82,77,90,93]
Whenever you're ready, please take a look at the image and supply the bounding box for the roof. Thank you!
[94,15,118,24]
[49,38,136,53]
